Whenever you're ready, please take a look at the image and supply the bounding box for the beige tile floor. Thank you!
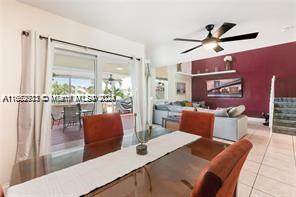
[233,121,296,197]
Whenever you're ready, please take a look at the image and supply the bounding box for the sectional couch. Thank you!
[153,101,206,125]
[153,102,248,141]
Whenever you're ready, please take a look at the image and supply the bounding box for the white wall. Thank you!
[0,0,145,185]
[167,63,192,102]
[152,63,192,103]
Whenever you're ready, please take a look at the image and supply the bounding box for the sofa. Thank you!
[153,101,206,125]
[196,105,248,141]
[153,102,248,141]
[214,115,248,141]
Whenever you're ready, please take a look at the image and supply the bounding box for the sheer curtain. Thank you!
[129,58,146,131]
[16,31,53,162]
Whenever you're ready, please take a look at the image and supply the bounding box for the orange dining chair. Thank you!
[83,113,123,145]
[179,111,215,139]
[191,139,253,197]
[0,184,4,197]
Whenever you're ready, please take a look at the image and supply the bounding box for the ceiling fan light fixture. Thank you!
[203,40,218,49]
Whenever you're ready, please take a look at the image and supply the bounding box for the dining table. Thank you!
[9,127,228,196]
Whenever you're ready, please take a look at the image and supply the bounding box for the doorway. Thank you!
[51,49,97,151]
[50,49,135,152]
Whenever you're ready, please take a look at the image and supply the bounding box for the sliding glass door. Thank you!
[51,49,97,151]
[50,47,134,151]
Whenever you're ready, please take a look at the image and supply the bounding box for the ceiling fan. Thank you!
[103,74,121,85]
[174,22,259,54]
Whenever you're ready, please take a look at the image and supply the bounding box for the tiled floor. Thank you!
[235,121,296,197]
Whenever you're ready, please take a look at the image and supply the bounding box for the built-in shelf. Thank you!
[176,70,236,77]
[175,72,192,77]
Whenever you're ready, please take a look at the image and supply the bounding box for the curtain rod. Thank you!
[22,31,141,61]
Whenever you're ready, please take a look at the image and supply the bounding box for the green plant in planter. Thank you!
[103,80,125,99]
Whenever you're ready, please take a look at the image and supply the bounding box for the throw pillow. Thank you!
[214,108,229,117]
[216,107,233,113]
[226,107,233,113]
[181,100,188,106]
[192,102,201,108]
[155,104,169,111]
[173,101,183,106]
[196,107,215,113]
[197,107,229,117]
[168,105,183,112]
[182,106,195,111]
[184,102,193,107]
[198,101,207,108]
[228,105,245,117]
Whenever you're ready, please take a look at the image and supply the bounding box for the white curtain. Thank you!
[129,58,146,131]
[16,31,53,162]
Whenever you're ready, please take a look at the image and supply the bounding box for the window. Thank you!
[52,76,95,96]
[52,49,96,99]
[52,76,70,95]
[71,77,95,95]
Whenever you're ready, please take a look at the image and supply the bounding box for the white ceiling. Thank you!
[18,0,296,66]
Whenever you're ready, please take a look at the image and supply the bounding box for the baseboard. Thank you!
[248,117,265,123]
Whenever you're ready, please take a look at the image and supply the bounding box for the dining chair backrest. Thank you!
[83,113,123,144]
[0,184,4,197]
[85,104,95,115]
[64,106,79,123]
[179,110,215,139]
[191,139,253,197]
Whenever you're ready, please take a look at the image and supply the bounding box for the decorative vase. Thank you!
[225,61,232,70]
[134,113,152,155]
[224,55,233,71]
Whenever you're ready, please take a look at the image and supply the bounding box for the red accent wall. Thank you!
[192,41,296,117]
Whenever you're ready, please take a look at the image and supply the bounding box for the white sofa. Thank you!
[153,103,248,141]
[213,115,248,141]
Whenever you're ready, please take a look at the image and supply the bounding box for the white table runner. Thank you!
[7,131,200,197]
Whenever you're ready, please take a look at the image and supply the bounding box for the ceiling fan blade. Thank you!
[174,38,202,42]
[181,45,202,54]
[213,23,236,38]
[213,45,224,52]
[220,32,259,42]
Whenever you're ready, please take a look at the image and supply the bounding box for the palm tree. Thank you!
[103,80,125,99]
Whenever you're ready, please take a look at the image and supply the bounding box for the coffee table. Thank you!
[162,115,181,131]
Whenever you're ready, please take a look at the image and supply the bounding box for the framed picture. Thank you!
[206,78,243,98]
[176,82,186,95]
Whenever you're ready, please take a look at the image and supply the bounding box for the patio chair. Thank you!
[51,113,63,128]
[116,97,133,114]
[63,106,81,131]
[78,103,95,117]
[51,107,63,128]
